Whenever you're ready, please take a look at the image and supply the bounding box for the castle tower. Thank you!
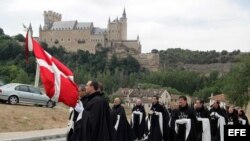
[43,11,62,30]
[120,8,127,40]
[28,23,33,36]
[107,9,127,41]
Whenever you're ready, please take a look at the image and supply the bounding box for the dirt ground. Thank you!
[0,103,69,133]
[0,102,134,133]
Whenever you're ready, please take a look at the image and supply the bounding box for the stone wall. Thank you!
[179,63,234,74]
[133,53,160,71]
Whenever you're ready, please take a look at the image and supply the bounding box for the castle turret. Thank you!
[122,8,126,18]
[29,23,33,36]
[120,8,127,40]
[43,11,62,30]
[107,9,127,41]
[39,24,42,31]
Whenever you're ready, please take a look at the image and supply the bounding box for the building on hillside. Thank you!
[37,9,161,71]
[209,93,227,109]
[39,9,141,54]
[113,88,172,112]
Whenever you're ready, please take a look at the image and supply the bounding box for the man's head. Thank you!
[85,80,99,95]
[195,99,204,109]
[212,100,220,109]
[78,84,86,98]
[114,97,121,106]
[178,96,187,108]
[238,109,245,116]
[228,106,234,114]
[173,103,179,109]
[193,103,197,110]
[152,95,159,105]
[136,99,142,106]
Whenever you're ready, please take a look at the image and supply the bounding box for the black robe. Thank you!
[195,106,209,141]
[239,115,249,125]
[172,104,197,141]
[67,96,88,141]
[76,92,113,141]
[66,108,78,141]
[110,104,136,141]
[226,110,239,125]
[131,105,148,140]
[169,109,178,141]
[147,102,169,141]
[209,107,227,141]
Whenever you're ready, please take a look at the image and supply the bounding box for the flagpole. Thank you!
[34,63,40,88]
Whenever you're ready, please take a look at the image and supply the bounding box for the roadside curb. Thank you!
[0,128,67,141]
[2,133,66,141]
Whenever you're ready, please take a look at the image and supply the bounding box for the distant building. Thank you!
[39,9,141,54]
[38,9,160,71]
[209,93,227,109]
[113,88,195,112]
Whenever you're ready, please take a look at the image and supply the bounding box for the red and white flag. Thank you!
[25,29,78,107]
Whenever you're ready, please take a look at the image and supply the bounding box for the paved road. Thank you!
[0,128,67,141]
[44,137,66,141]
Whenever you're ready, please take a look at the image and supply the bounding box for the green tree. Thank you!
[0,28,4,36]
[221,50,228,55]
[222,55,250,106]
[14,34,25,42]
[12,69,30,84]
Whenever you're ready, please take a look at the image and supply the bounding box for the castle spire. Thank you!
[39,24,42,31]
[122,8,126,18]
[137,35,140,41]
[29,23,33,36]
[108,17,111,23]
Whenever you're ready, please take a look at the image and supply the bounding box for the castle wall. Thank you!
[40,28,99,53]
[133,53,160,71]
[108,22,121,41]
[122,40,141,54]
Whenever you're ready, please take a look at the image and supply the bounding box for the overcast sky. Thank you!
[0,0,250,53]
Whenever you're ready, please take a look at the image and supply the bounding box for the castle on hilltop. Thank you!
[39,9,159,71]
[39,9,141,54]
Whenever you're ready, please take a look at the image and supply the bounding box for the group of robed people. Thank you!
[66,81,249,141]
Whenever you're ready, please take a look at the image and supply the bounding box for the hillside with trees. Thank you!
[0,27,249,106]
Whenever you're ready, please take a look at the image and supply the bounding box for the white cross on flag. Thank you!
[25,30,78,107]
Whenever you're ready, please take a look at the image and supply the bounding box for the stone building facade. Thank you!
[38,9,159,71]
[39,9,141,54]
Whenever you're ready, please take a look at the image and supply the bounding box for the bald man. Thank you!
[110,98,136,141]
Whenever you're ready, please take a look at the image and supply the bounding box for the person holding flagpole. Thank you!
[67,84,87,141]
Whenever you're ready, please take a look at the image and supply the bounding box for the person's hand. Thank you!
[75,102,84,113]
[148,110,154,115]
[214,112,220,118]
[210,112,215,116]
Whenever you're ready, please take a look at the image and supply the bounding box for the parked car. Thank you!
[0,83,56,108]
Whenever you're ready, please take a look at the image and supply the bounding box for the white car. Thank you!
[0,83,56,108]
